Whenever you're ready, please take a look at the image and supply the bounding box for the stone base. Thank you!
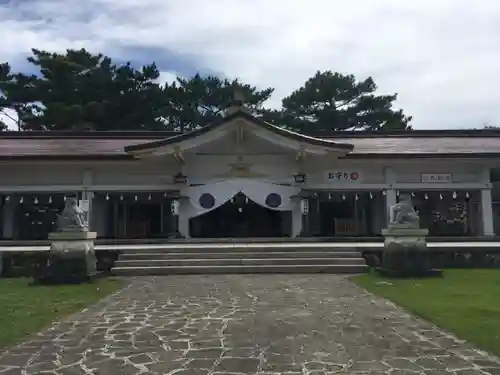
[38,232,98,284]
[382,227,429,250]
[380,226,437,278]
[376,267,443,278]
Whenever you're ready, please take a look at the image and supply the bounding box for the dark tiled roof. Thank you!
[334,137,500,156]
[0,135,498,160]
[1,121,500,159]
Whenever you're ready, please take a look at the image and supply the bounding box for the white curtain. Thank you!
[181,178,300,218]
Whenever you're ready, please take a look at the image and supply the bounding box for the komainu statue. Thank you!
[389,193,419,228]
[57,197,87,232]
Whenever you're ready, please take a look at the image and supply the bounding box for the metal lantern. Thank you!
[173,172,188,184]
[293,172,307,184]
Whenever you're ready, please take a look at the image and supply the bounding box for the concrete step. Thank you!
[119,251,363,260]
[114,257,367,267]
[112,264,369,275]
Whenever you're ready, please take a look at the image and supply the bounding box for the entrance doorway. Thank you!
[190,193,289,238]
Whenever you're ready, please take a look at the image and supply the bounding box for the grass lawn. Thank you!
[353,269,500,356]
[0,277,122,349]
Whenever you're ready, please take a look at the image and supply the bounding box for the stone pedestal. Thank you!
[38,231,98,284]
[381,227,429,249]
[379,226,441,278]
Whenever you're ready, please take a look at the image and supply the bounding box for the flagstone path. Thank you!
[0,275,499,375]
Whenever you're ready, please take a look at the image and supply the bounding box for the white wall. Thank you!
[0,153,493,192]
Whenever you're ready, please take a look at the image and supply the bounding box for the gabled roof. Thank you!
[1,122,500,160]
[124,110,354,153]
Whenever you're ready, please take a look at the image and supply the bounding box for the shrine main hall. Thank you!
[0,108,499,242]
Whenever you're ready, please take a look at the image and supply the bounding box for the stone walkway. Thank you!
[0,276,499,375]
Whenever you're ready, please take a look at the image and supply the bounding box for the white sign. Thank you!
[79,200,90,212]
[300,199,309,214]
[326,170,362,182]
[421,174,452,183]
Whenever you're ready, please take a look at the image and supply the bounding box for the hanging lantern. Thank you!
[120,195,124,201]
[328,193,332,200]
[20,196,23,203]
[369,192,373,200]
[238,207,243,213]
[439,193,443,200]
[164,192,168,198]
[48,196,52,203]
[382,190,386,196]
[411,192,415,197]
[105,193,110,201]
[170,200,179,215]
[465,192,470,199]
[341,194,346,201]
[63,196,67,201]
[148,194,152,201]
[34,196,38,204]
[134,195,138,201]
[293,172,307,184]
[424,193,428,200]
[5,195,9,202]
[355,194,359,201]
[396,190,400,197]
[245,197,249,204]
[452,191,457,199]
[173,172,188,184]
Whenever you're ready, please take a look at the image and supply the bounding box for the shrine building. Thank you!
[1,107,499,242]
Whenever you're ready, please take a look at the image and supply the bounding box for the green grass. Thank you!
[353,269,500,356]
[0,277,122,349]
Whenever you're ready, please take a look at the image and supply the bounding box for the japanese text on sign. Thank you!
[326,171,361,182]
[421,174,452,183]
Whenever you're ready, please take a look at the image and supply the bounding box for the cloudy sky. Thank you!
[1,0,500,130]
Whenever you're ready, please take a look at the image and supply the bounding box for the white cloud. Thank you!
[0,108,18,130]
[1,0,500,129]
[158,71,180,87]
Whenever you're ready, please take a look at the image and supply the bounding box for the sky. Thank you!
[1,0,500,130]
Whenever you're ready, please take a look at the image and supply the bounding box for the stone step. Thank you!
[112,264,369,275]
[114,257,367,267]
[119,251,363,260]
[116,245,373,254]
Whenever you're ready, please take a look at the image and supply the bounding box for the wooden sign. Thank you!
[326,171,362,182]
[79,200,90,212]
[421,174,452,183]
